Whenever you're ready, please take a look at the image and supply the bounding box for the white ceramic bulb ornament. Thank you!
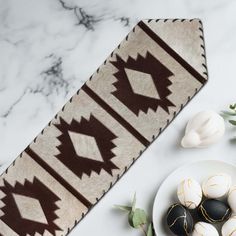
[228,186,236,212]
[177,178,202,209]
[202,173,232,198]
[192,222,219,236]
[222,216,236,236]
[181,110,225,148]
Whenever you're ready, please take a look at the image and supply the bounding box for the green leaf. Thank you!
[230,104,236,110]
[128,211,135,228]
[147,223,154,236]
[130,208,147,228]
[229,120,236,126]
[221,111,236,116]
[114,205,132,212]
[132,193,136,212]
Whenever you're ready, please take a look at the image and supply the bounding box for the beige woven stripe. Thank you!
[0,19,207,236]
[86,24,202,141]
[145,19,206,79]
[30,90,144,204]
[0,153,87,235]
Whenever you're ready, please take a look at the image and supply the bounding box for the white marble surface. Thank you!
[0,0,236,235]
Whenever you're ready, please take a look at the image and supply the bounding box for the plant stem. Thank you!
[140,224,147,236]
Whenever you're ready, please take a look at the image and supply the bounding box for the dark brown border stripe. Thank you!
[82,84,150,147]
[138,21,206,85]
[25,147,92,209]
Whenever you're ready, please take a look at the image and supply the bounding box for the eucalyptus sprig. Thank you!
[221,103,236,126]
[115,194,154,236]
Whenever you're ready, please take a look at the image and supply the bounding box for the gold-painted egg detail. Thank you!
[166,203,193,236]
[198,199,231,223]
[202,173,232,198]
[177,178,202,209]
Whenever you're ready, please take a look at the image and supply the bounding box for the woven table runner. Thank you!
[0,19,208,236]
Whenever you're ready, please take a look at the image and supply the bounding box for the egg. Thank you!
[198,199,231,223]
[166,203,193,235]
[192,222,219,236]
[228,186,236,212]
[222,216,236,236]
[177,178,202,209]
[202,173,231,198]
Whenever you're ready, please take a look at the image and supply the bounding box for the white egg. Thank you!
[222,216,236,236]
[192,222,219,236]
[177,178,202,209]
[202,173,232,198]
[228,186,236,212]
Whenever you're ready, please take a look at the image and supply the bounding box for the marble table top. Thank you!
[0,0,236,235]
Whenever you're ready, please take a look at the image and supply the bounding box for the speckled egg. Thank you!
[177,178,202,209]
[166,203,193,236]
[202,173,232,198]
[192,222,219,236]
[228,185,236,212]
[222,216,236,236]
[198,199,231,223]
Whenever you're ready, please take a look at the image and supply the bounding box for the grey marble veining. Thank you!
[1,0,236,235]
[0,0,138,166]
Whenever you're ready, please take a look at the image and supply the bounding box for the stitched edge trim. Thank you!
[0,18,208,236]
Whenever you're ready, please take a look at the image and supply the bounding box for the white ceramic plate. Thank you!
[152,160,236,236]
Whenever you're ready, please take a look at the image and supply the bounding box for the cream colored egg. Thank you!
[177,178,202,209]
[202,173,232,198]
[192,222,219,236]
[222,216,236,236]
[228,186,236,212]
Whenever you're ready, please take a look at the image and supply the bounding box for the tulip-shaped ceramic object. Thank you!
[181,111,225,148]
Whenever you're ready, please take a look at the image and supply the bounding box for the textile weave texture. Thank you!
[0,19,208,236]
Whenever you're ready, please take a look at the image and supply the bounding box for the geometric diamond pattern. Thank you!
[13,194,48,224]
[68,131,103,162]
[55,115,118,179]
[0,19,208,236]
[0,178,60,236]
[125,68,161,99]
[111,52,175,116]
